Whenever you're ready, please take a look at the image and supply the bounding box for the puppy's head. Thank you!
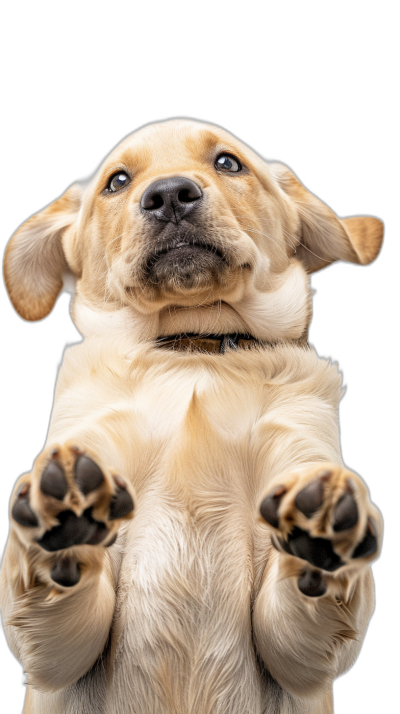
[4,120,383,342]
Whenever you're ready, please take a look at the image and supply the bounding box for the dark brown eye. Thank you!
[107,172,130,192]
[215,154,241,173]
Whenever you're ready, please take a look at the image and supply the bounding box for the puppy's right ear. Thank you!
[4,184,83,321]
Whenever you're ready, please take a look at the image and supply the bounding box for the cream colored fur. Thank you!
[0,120,383,714]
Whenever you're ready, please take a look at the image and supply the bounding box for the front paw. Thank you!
[259,463,382,596]
[10,442,135,589]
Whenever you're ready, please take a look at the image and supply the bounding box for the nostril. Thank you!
[177,188,200,204]
[146,193,164,210]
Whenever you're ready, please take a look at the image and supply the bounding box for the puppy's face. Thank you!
[4,120,383,342]
[91,122,293,304]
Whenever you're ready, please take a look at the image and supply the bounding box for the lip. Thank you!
[145,240,227,270]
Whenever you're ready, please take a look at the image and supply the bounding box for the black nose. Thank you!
[140,177,203,222]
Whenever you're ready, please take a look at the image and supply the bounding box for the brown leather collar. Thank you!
[155,333,267,354]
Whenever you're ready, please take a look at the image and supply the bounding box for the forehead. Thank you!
[100,120,257,171]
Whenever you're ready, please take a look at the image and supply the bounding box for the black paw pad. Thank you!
[352,518,378,558]
[37,508,104,551]
[50,556,81,587]
[295,480,324,518]
[85,521,109,545]
[333,492,358,531]
[109,479,134,520]
[297,569,327,597]
[40,461,68,500]
[260,486,286,528]
[12,485,39,527]
[74,456,104,495]
[286,527,344,572]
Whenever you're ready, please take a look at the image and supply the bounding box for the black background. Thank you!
[1,32,397,714]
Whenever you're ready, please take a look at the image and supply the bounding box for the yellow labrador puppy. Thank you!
[1,120,383,714]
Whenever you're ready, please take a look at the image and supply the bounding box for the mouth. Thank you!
[145,239,227,271]
[140,232,229,292]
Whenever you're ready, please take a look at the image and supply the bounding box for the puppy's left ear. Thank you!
[271,163,384,272]
[4,184,83,320]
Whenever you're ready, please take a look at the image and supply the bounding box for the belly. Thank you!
[107,502,265,714]
[109,376,267,713]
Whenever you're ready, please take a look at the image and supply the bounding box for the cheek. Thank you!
[238,192,293,271]
[213,179,273,236]
[104,214,150,294]
[90,199,142,277]
[205,180,258,234]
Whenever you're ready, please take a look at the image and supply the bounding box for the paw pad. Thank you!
[294,479,324,517]
[259,465,380,593]
[352,517,378,558]
[259,485,286,528]
[297,568,327,597]
[40,461,68,500]
[109,476,134,519]
[283,527,344,572]
[74,455,104,495]
[12,484,39,527]
[50,556,81,587]
[333,490,358,531]
[36,508,109,552]
[12,447,134,558]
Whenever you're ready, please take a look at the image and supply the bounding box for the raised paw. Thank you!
[10,442,135,589]
[259,463,382,595]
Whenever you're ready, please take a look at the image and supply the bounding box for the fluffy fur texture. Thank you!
[1,120,383,714]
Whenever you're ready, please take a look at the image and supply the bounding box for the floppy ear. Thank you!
[271,163,384,272]
[4,184,82,320]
